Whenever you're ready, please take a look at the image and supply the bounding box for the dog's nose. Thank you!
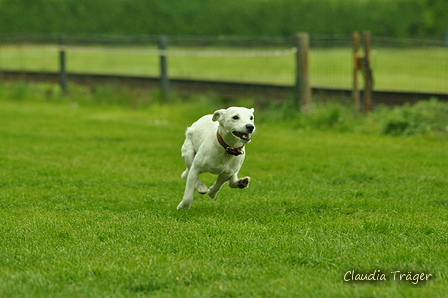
[246,124,255,133]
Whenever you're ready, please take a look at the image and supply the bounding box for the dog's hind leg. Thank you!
[196,180,208,194]
[181,168,189,179]
[181,137,195,179]
[181,138,208,194]
[182,169,208,194]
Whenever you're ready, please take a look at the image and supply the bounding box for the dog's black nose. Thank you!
[246,124,255,133]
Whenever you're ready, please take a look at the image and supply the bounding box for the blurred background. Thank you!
[1,0,447,38]
[0,0,447,103]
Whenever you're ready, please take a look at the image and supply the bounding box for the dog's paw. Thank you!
[237,177,250,189]
[196,182,209,195]
[177,202,191,210]
[208,190,217,199]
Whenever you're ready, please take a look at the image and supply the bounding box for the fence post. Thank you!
[352,32,361,114]
[158,35,170,99]
[294,33,311,111]
[363,31,372,114]
[59,34,68,95]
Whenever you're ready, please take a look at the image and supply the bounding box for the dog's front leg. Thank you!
[208,173,230,199]
[177,166,200,210]
[229,173,250,189]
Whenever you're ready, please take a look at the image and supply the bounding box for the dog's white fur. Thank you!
[177,107,256,209]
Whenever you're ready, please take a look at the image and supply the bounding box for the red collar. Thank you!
[216,132,244,156]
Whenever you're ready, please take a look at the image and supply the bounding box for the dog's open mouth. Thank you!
[232,131,251,142]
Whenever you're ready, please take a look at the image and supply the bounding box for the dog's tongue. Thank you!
[233,131,251,141]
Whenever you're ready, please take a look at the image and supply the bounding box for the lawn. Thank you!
[0,92,447,297]
[0,45,447,92]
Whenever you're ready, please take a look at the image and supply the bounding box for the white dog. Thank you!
[177,107,256,209]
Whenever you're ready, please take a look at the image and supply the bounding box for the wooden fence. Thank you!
[55,33,311,109]
[1,33,447,109]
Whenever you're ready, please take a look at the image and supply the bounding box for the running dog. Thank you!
[177,107,255,209]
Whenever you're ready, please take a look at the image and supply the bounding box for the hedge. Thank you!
[0,0,447,39]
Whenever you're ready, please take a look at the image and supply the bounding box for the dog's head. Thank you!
[212,107,255,144]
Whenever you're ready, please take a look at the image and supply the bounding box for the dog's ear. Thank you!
[212,109,225,122]
[250,108,254,113]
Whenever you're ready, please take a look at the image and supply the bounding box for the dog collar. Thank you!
[216,132,244,156]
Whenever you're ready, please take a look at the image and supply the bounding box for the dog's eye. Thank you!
[250,116,254,120]
[232,115,239,120]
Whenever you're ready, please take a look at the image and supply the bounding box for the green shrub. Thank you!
[256,98,356,133]
[2,80,448,138]
[375,98,448,136]
[0,0,447,38]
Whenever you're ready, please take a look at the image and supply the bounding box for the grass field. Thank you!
[0,45,447,92]
[1,89,448,297]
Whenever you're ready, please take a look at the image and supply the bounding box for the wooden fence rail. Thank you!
[2,33,448,110]
[2,71,447,107]
[54,33,311,110]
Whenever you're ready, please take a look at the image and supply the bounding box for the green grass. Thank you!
[1,45,447,92]
[1,85,448,297]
